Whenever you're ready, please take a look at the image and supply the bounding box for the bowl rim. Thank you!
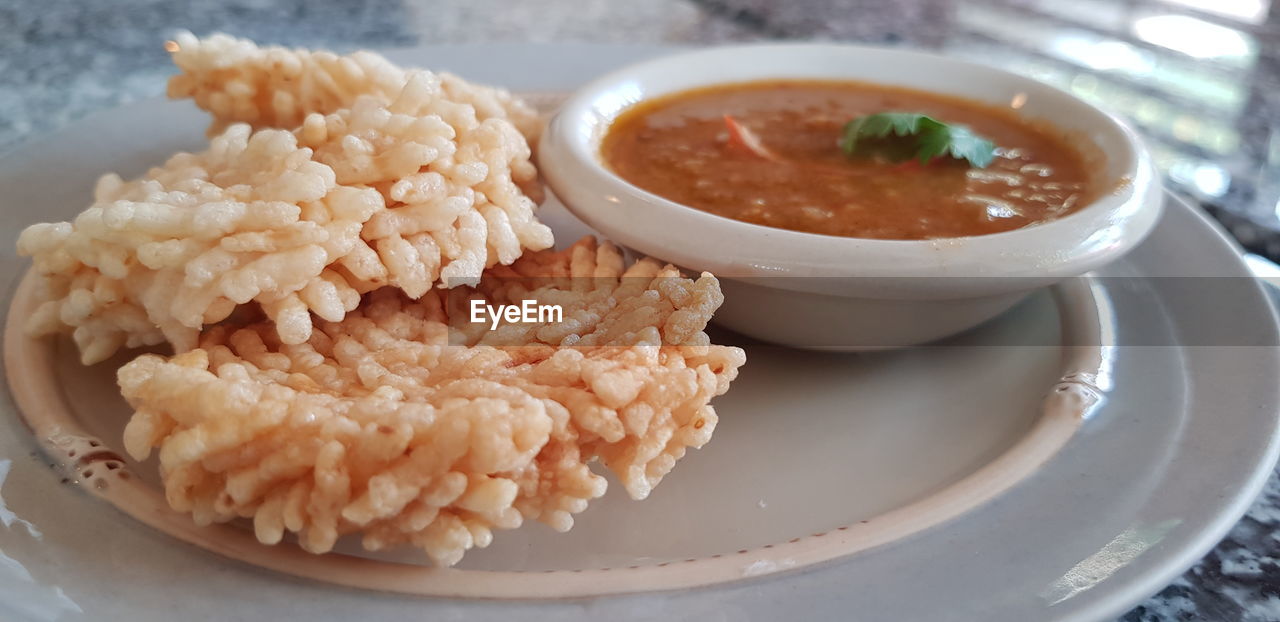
[538,42,1164,283]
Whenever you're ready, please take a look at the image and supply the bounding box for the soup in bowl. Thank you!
[538,44,1162,349]
[602,79,1103,240]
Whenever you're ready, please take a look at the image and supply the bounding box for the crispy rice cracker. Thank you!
[166,31,542,141]
[119,239,745,565]
[18,73,550,363]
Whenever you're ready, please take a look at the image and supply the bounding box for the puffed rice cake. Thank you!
[18,69,552,363]
[119,238,745,565]
[166,31,543,141]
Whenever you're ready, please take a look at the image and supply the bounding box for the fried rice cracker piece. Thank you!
[118,239,745,565]
[18,75,551,364]
[449,237,727,351]
[296,72,553,292]
[16,125,385,363]
[166,31,542,141]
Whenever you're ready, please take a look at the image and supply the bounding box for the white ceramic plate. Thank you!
[0,44,1277,621]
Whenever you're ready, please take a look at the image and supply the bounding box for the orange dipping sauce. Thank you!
[601,80,1100,240]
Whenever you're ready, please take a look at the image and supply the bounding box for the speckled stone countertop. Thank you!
[3,0,1280,619]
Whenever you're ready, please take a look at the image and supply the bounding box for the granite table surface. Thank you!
[3,0,1280,619]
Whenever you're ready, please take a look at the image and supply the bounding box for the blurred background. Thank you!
[2,0,1278,619]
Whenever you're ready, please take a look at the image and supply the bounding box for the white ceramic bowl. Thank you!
[538,44,1163,348]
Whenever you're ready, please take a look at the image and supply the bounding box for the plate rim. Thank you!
[1051,191,1280,622]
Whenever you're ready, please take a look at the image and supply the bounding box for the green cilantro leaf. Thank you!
[838,112,996,168]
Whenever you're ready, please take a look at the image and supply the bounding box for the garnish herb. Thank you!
[838,112,996,168]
